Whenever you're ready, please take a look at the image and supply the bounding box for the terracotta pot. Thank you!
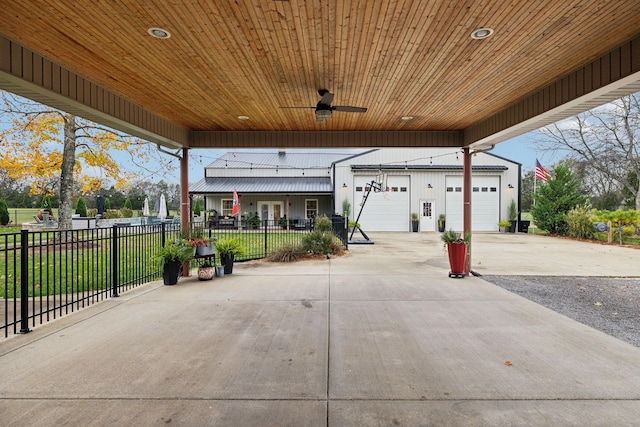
[197,266,215,280]
[446,242,467,276]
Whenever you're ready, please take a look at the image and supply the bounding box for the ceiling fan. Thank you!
[280,89,367,122]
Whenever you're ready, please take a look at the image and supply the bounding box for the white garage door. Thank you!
[445,176,500,232]
[352,176,410,231]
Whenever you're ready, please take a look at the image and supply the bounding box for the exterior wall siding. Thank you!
[334,149,520,229]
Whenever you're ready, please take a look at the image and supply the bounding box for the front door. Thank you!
[258,201,284,222]
[420,199,436,231]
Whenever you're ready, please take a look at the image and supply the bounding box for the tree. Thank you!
[124,198,132,210]
[536,92,640,209]
[0,198,10,225]
[193,198,201,217]
[75,196,87,217]
[41,195,52,211]
[0,91,175,230]
[531,162,587,235]
[520,170,535,211]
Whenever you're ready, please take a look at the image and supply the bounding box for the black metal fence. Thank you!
[1,216,347,339]
[198,216,348,261]
[0,223,181,339]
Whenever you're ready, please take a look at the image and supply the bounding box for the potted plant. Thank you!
[438,214,446,232]
[247,212,261,229]
[153,239,194,285]
[441,229,470,278]
[189,226,217,256]
[197,259,215,281]
[498,220,511,232]
[508,199,518,233]
[216,237,245,274]
[411,212,419,232]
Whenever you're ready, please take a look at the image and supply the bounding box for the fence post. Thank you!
[111,225,119,297]
[161,222,166,247]
[264,220,268,258]
[19,229,31,334]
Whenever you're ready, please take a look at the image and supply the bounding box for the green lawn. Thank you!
[3,208,59,226]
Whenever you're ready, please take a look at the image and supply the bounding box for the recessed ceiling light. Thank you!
[238,115,250,120]
[401,116,414,121]
[147,28,171,39]
[470,28,494,40]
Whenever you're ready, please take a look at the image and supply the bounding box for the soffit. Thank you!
[0,1,639,147]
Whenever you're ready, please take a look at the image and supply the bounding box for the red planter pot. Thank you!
[446,242,467,277]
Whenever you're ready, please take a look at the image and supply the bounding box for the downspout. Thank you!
[331,164,336,215]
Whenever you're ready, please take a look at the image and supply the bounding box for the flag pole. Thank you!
[532,161,537,234]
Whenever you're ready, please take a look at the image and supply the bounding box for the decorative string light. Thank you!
[190,150,465,172]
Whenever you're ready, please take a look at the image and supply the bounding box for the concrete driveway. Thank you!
[1,232,640,426]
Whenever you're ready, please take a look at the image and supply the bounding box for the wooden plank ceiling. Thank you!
[1,0,639,148]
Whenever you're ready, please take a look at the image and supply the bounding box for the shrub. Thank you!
[75,196,87,217]
[87,208,97,217]
[104,198,111,210]
[314,215,333,232]
[566,203,594,239]
[124,198,132,209]
[342,199,351,217]
[0,199,10,225]
[508,199,517,221]
[103,209,121,219]
[120,207,133,218]
[330,239,346,256]
[302,229,335,254]
[193,198,201,217]
[267,244,305,262]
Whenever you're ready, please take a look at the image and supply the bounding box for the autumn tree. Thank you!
[0,91,175,230]
[536,92,640,210]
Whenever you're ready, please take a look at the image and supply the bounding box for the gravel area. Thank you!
[482,275,640,348]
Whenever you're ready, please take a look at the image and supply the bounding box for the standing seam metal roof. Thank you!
[189,177,333,194]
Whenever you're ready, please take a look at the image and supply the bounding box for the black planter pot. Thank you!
[509,220,517,233]
[162,261,182,285]
[221,254,235,274]
[438,221,446,232]
[412,221,419,232]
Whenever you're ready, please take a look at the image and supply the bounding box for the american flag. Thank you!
[535,159,551,183]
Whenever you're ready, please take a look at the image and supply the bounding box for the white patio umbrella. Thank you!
[142,197,150,216]
[158,194,167,219]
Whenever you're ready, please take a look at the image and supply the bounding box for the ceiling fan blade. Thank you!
[333,106,368,113]
[279,106,315,109]
[318,90,334,105]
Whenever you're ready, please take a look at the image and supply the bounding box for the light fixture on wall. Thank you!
[342,183,348,188]
[507,184,514,189]
[427,184,433,189]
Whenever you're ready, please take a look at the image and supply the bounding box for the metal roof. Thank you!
[206,152,350,170]
[190,177,333,194]
[350,165,509,171]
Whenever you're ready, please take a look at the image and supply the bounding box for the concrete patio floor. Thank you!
[1,232,640,426]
